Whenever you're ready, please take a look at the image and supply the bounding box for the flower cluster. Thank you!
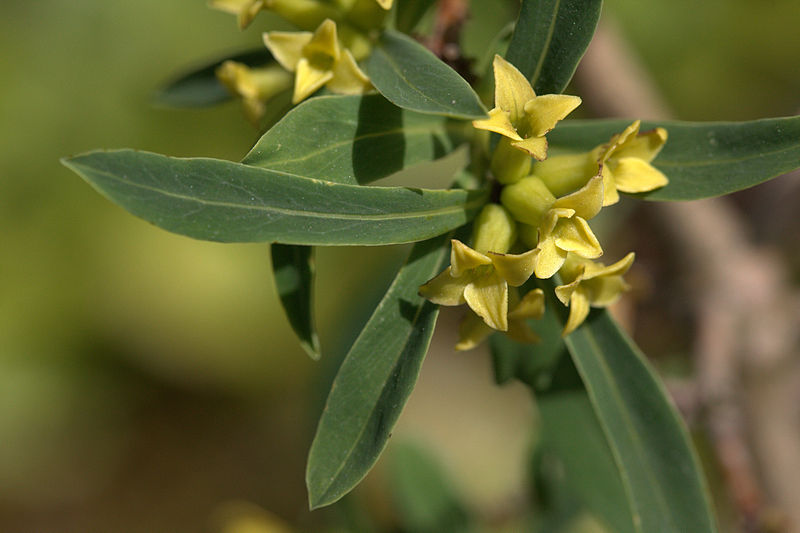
[420,55,668,349]
[211,0,392,119]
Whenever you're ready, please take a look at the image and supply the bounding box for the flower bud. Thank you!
[500,176,556,227]
[471,204,517,255]
[532,152,597,197]
[266,0,341,31]
[490,137,531,185]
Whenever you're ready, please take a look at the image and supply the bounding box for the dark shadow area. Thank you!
[353,95,406,184]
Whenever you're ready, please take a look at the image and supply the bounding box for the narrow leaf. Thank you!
[242,95,455,185]
[365,30,487,120]
[505,0,602,95]
[564,310,718,533]
[306,235,450,509]
[154,49,273,108]
[63,150,486,245]
[549,116,800,200]
[271,243,320,359]
[535,357,637,533]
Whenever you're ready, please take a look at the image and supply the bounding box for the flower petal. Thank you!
[562,288,591,336]
[491,55,536,126]
[599,163,620,206]
[304,19,341,62]
[583,252,635,280]
[450,240,491,277]
[511,136,548,160]
[293,57,334,103]
[585,276,630,307]
[418,266,468,305]
[508,288,545,320]
[612,158,669,193]
[376,0,394,9]
[489,248,538,287]
[554,276,582,306]
[553,217,603,259]
[552,175,604,220]
[523,94,582,137]
[534,237,568,279]
[463,271,508,331]
[614,126,668,162]
[472,108,523,140]
[326,49,371,95]
[263,31,313,72]
[455,312,493,351]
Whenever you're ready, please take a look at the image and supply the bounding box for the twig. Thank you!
[574,18,800,533]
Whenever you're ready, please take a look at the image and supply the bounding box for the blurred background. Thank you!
[1,0,798,531]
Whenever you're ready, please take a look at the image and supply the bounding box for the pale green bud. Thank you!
[500,176,556,227]
[472,204,517,255]
[491,137,531,185]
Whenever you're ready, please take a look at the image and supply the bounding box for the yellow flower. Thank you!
[455,288,545,351]
[502,175,604,279]
[376,0,393,8]
[419,240,538,332]
[534,120,669,206]
[215,60,293,124]
[210,0,267,29]
[555,252,635,335]
[472,55,581,169]
[263,19,371,104]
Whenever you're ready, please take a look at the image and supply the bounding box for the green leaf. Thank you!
[62,150,486,245]
[271,243,320,359]
[242,95,455,185]
[394,0,437,34]
[549,116,800,201]
[388,442,472,533]
[154,49,273,108]
[365,30,487,120]
[535,356,637,533]
[306,234,450,509]
[505,0,602,95]
[563,310,718,533]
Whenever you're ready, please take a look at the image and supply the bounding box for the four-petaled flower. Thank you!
[534,120,669,206]
[502,175,605,279]
[555,252,635,335]
[455,288,545,351]
[264,19,371,104]
[419,240,538,331]
[472,55,581,161]
[215,60,293,124]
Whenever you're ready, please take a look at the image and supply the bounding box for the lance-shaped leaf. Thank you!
[505,0,602,95]
[62,150,486,245]
[548,116,800,201]
[242,95,456,185]
[306,235,450,509]
[365,30,487,120]
[271,243,320,359]
[562,309,718,533]
[154,49,274,108]
[535,356,637,533]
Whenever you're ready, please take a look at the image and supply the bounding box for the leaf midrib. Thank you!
[573,329,678,533]
[71,163,482,222]
[313,247,447,504]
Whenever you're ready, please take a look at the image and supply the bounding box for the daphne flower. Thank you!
[472,55,581,180]
[264,19,371,104]
[455,288,545,351]
[534,121,669,206]
[216,60,293,124]
[376,0,393,8]
[555,252,635,335]
[419,239,538,332]
[502,175,604,279]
